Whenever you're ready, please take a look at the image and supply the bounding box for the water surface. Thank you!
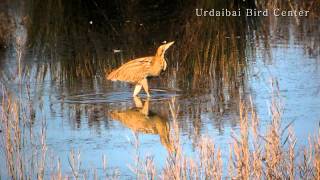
[0,1,319,178]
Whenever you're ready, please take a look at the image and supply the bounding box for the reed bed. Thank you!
[0,11,15,47]
[156,88,320,179]
[1,87,320,179]
[1,0,320,179]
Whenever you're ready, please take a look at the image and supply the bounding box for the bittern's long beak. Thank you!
[163,41,174,51]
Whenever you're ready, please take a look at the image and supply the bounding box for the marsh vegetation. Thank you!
[0,0,319,179]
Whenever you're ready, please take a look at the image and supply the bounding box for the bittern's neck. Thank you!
[155,52,164,58]
[155,47,166,58]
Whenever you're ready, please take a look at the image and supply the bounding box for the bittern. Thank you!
[107,41,174,97]
[109,97,173,152]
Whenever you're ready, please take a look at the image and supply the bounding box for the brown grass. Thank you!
[0,12,15,47]
[0,76,320,179]
[0,79,320,179]
[1,85,320,179]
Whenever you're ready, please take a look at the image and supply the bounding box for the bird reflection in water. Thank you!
[109,97,173,152]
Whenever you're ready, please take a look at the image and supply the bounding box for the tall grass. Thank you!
[1,83,320,179]
[156,86,320,179]
[10,0,318,124]
[1,0,320,179]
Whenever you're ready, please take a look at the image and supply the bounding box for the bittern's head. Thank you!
[156,41,174,57]
[156,41,174,71]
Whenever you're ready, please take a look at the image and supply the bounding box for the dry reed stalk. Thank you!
[102,154,107,174]
[184,158,198,179]
[264,108,282,177]
[56,159,62,180]
[313,133,320,179]
[1,96,25,179]
[0,91,51,179]
[197,137,222,179]
[162,97,185,179]
[128,133,143,179]
[258,80,281,179]
[49,158,62,180]
[38,119,48,180]
[144,156,156,180]
[228,144,236,179]
[230,102,250,179]
[68,149,82,179]
[162,97,223,179]
[298,142,313,179]
[250,97,263,179]
[284,127,296,179]
[128,133,156,180]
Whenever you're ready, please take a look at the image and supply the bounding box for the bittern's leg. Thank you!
[133,84,142,97]
[133,96,143,108]
[141,78,150,97]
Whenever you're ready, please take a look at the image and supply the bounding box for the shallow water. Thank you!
[0,0,320,178]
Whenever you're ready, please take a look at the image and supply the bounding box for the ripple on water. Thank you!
[56,88,182,105]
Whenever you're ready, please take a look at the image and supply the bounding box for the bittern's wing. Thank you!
[107,57,153,83]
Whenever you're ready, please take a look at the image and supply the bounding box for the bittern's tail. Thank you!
[106,68,136,82]
[106,69,118,81]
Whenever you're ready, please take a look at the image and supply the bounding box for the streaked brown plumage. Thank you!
[109,97,173,152]
[107,41,174,97]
